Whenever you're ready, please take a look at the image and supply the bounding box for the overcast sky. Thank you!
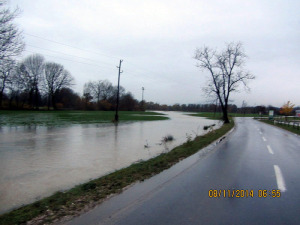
[8,0,300,107]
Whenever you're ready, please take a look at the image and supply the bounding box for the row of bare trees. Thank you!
[1,63,144,111]
[0,53,74,109]
[82,80,140,111]
[0,2,74,109]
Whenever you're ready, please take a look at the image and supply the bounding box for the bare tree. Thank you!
[112,85,125,100]
[83,82,94,109]
[83,80,116,110]
[241,100,247,115]
[87,80,106,109]
[44,62,74,109]
[90,80,102,103]
[17,54,45,109]
[0,1,24,107]
[7,67,25,108]
[194,42,255,123]
[120,92,138,111]
[0,58,15,106]
[0,1,24,61]
[91,80,114,102]
[85,80,114,101]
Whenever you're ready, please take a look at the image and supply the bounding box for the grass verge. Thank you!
[187,112,267,120]
[187,112,223,120]
[0,119,234,225]
[258,120,300,135]
[0,111,168,127]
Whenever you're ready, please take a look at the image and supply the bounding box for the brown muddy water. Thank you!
[0,111,221,214]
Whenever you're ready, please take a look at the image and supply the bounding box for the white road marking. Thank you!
[259,131,262,135]
[267,145,274,154]
[274,165,287,192]
[262,137,266,141]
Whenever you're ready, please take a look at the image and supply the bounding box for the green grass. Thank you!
[187,112,222,120]
[229,113,268,117]
[0,111,168,127]
[272,116,300,122]
[258,120,300,135]
[188,112,267,119]
[0,119,234,225]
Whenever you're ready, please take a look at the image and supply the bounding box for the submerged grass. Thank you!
[258,119,300,135]
[0,111,168,127]
[0,119,234,225]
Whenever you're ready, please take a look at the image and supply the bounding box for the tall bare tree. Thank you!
[0,58,14,106]
[17,54,44,109]
[89,80,103,104]
[83,82,94,109]
[0,1,24,107]
[84,80,114,102]
[194,42,255,123]
[0,1,24,61]
[99,80,114,100]
[7,67,25,108]
[44,62,74,109]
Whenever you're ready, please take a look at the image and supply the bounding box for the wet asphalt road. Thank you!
[67,118,300,225]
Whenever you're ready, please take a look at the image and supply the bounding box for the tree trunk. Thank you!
[221,105,230,123]
[34,87,39,110]
[16,93,19,109]
[52,94,56,110]
[9,95,13,109]
[0,91,3,108]
[223,110,230,123]
[29,89,34,109]
[47,95,51,110]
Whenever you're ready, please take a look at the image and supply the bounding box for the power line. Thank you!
[26,44,115,68]
[24,49,158,81]
[23,49,114,71]
[24,48,155,79]
[23,33,172,83]
[24,33,166,77]
[24,33,120,60]
[23,49,160,82]
[125,61,159,76]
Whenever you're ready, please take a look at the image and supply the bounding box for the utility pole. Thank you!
[115,59,123,122]
[141,87,145,111]
[142,87,145,102]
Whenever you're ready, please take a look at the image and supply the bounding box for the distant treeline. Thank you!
[0,53,143,111]
[146,103,282,115]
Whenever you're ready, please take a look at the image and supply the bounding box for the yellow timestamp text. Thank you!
[208,189,281,198]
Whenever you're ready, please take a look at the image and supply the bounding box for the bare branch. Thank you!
[194,42,255,123]
[44,62,74,109]
[0,2,24,61]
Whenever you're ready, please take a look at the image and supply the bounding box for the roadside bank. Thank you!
[257,119,300,136]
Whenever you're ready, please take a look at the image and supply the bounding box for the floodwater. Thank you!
[0,111,221,214]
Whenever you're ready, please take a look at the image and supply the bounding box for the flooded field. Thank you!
[0,111,221,214]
